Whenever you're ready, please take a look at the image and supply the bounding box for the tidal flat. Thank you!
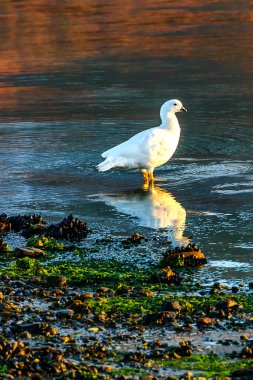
[0,214,253,380]
[1,0,253,378]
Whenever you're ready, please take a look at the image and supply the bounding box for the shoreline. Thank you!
[0,213,253,379]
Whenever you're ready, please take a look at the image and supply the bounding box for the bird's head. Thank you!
[160,99,187,123]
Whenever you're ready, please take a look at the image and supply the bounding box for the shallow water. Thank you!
[0,0,253,280]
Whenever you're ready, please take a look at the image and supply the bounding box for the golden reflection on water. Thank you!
[0,0,252,119]
[0,0,252,74]
[101,184,190,247]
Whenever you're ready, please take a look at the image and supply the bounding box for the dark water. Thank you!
[0,0,253,281]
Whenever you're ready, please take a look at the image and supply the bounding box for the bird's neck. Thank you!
[161,112,180,131]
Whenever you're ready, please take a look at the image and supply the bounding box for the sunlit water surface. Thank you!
[0,0,252,281]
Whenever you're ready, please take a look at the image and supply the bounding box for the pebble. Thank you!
[14,246,46,258]
[162,300,181,312]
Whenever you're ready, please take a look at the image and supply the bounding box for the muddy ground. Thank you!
[0,214,253,380]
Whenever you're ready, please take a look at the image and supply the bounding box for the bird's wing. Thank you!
[101,127,159,159]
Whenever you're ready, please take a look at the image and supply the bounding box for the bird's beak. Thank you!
[181,106,187,112]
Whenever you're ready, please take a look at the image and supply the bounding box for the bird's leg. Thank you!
[148,170,154,183]
[141,169,149,186]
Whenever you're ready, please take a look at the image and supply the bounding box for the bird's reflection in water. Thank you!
[101,184,189,247]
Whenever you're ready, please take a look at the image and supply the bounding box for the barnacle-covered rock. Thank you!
[0,213,12,234]
[0,238,12,254]
[239,341,253,359]
[0,213,46,238]
[45,214,89,240]
[122,232,144,247]
[160,244,206,268]
[152,266,182,285]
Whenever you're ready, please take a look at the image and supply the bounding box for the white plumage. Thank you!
[97,99,187,183]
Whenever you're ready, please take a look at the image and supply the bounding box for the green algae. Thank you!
[27,236,66,251]
[0,364,7,374]
[1,254,253,316]
[112,367,147,376]
[153,354,253,377]
[77,292,253,315]
[81,372,99,380]
[10,257,48,276]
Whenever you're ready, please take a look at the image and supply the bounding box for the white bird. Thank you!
[97,99,187,184]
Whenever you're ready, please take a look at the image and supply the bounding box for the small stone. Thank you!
[16,322,57,336]
[197,317,213,326]
[14,246,46,258]
[249,282,253,289]
[136,288,154,297]
[231,286,239,293]
[19,331,32,339]
[155,266,181,285]
[162,300,181,312]
[56,309,75,318]
[44,276,68,287]
[240,335,249,341]
[97,287,111,293]
[88,327,99,332]
[81,293,93,299]
[31,374,42,380]
[210,288,220,294]
[223,299,238,310]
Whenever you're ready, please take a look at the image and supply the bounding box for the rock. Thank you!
[0,238,11,254]
[56,309,75,318]
[31,374,43,380]
[143,311,177,325]
[44,276,68,287]
[197,317,213,327]
[170,341,192,359]
[160,245,207,268]
[15,322,58,336]
[7,213,46,237]
[0,301,19,313]
[135,288,154,297]
[217,299,240,312]
[80,292,93,299]
[122,232,144,247]
[14,246,46,258]
[45,214,89,240]
[210,288,220,295]
[19,331,32,339]
[0,213,12,233]
[96,287,111,294]
[231,369,253,379]
[154,266,182,285]
[67,299,84,312]
[162,300,181,312]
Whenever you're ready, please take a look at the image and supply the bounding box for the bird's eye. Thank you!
[174,103,177,106]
